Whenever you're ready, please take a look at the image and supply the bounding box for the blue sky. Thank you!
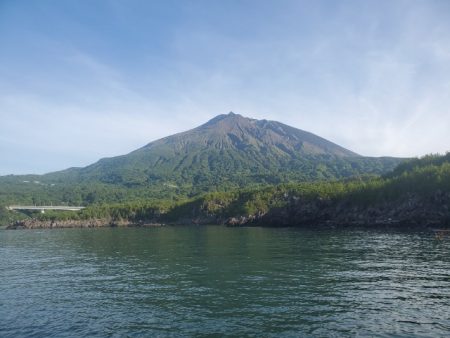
[1,0,450,174]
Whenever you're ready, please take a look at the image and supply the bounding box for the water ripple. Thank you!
[1,227,449,337]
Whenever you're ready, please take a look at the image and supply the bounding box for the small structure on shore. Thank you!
[6,205,85,214]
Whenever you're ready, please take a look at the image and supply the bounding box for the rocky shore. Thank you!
[7,191,450,229]
[226,191,450,228]
[7,218,163,230]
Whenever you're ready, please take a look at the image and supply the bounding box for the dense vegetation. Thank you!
[4,153,448,227]
[0,156,401,205]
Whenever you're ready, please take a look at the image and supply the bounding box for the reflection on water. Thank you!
[1,226,449,337]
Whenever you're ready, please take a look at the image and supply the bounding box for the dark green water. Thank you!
[1,226,449,337]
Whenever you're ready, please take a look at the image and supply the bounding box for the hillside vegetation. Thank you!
[6,153,449,228]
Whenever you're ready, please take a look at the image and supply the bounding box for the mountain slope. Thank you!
[0,112,407,207]
[41,112,402,193]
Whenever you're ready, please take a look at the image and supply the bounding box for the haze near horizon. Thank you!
[1,0,450,175]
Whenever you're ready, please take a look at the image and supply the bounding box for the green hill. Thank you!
[8,152,449,229]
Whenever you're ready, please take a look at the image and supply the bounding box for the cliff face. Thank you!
[227,191,450,228]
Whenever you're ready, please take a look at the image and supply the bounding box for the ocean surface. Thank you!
[1,226,449,337]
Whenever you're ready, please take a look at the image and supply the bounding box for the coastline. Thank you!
[6,191,450,230]
[6,218,164,230]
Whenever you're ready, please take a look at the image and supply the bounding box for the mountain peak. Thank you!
[174,112,358,158]
[202,111,251,128]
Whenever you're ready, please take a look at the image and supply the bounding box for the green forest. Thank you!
[2,153,449,227]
